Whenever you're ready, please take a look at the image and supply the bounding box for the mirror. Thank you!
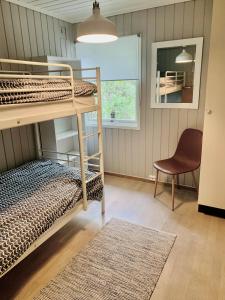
[151,37,203,109]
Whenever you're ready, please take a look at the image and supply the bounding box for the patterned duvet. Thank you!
[0,79,97,105]
[0,160,103,276]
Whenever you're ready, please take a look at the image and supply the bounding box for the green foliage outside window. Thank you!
[101,80,137,121]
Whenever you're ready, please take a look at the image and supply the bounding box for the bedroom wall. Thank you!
[0,0,76,172]
[75,0,212,187]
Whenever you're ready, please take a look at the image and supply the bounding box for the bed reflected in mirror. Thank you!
[151,38,203,109]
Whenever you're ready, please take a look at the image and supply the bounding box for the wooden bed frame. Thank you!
[0,58,105,278]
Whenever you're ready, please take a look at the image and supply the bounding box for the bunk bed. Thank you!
[156,70,186,103]
[0,58,105,278]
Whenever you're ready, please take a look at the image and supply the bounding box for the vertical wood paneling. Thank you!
[0,0,76,172]
[27,9,39,57]
[179,1,195,186]
[53,18,62,57]
[11,128,23,165]
[47,16,57,56]
[59,20,67,57]
[133,10,147,178]
[1,1,17,60]
[153,7,165,182]
[19,6,32,58]
[94,0,212,187]
[161,5,174,182]
[41,14,51,55]
[0,132,7,171]
[11,4,24,60]
[0,3,8,60]
[146,8,156,178]
[34,11,45,56]
[2,130,16,169]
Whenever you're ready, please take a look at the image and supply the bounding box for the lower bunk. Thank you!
[0,159,103,278]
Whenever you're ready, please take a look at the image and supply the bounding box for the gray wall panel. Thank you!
[77,0,212,187]
[0,0,76,172]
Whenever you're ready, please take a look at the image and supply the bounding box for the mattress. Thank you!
[160,77,175,87]
[0,160,103,276]
[0,79,97,105]
[160,84,183,95]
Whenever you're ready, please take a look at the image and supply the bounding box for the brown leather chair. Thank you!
[153,128,203,211]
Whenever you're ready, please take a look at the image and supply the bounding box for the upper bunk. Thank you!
[0,59,101,130]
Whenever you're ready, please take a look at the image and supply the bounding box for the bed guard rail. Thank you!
[0,59,102,108]
[0,58,74,98]
[41,149,101,171]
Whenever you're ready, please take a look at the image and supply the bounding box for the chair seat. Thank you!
[153,157,199,175]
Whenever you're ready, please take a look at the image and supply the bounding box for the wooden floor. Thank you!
[1,175,225,300]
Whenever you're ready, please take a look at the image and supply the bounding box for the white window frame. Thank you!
[87,79,141,130]
[82,34,141,130]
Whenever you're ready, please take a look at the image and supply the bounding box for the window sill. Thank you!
[87,121,140,130]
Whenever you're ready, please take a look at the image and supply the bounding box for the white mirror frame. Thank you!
[151,37,204,109]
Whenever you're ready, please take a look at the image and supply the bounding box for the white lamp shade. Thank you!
[176,49,193,63]
[77,4,118,43]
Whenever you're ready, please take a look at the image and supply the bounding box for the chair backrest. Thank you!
[174,128,203,167]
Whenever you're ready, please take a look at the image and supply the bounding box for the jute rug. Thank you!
[35,219,176,300]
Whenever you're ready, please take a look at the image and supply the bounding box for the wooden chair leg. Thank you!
[172,175,175,211]
[192,171,198,193]
[154,170,159,198]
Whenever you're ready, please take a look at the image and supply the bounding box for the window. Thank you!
[76,35,141,129]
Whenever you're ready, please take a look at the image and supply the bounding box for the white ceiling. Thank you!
[6,0,191,23]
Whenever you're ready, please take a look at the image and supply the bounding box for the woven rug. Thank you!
[35,219,176,300]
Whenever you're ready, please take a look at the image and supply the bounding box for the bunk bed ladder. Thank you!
[77,113,88,211]
[96,67,105,215]
[76,67,105,215]
[77,112,105,215]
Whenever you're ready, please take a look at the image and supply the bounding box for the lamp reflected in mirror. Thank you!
[176,48,193,64]
[157,45,195,104]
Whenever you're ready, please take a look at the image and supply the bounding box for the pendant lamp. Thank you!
[77,1,118,43]
[176,48,193,63]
